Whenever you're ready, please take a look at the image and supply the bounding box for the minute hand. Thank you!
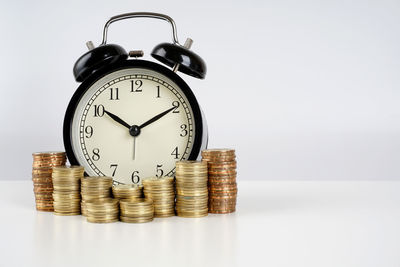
[139,107,175,129]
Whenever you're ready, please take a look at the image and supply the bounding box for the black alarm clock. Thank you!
[63,12,207,185]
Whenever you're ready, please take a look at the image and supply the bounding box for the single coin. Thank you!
[176,211,208,218]
[201,148,235,155]
[54,211,81,216]
[32,177,53,183]
[87,217,119,223]
[120,216,153,223]
[33,151,66,156]
[176,160,207,167]
[208,208,236,214]
[36,207,54,212]
[142,177,174,184]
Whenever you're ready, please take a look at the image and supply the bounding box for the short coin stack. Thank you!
[80,176,113,216]
[85,199,119,223]
[202,149,237,214]
[52,166,84,216]
[175,161,208,218]
[112,184,143,200]
[32,152,66,211]
[120,198,154,223]
[142,177,175,217]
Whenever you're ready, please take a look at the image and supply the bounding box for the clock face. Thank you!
[68,66,199,185]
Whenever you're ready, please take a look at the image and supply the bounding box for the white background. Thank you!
[1,0,399,181]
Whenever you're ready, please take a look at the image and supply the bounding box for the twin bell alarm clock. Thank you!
[63,12,208,185]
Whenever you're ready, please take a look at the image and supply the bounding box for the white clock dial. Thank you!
[70,68,195,184]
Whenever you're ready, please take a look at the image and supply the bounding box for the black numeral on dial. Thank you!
[93,105,105,117]
[92,148,100,161]
[156,85,161,98]
[110,164,118,176]
[131,171,140,184]
[172,101,180,113]
[156,164,164,178]
[171,147,180,159]
[131,80,143,92]
[85,126,93,138]
[109,88,119,100]
[180,124,188,137]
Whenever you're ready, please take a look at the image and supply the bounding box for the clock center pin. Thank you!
[129,125,141,137]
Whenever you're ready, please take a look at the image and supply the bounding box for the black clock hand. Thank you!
[104,110,131,129]
[139,106,175,129]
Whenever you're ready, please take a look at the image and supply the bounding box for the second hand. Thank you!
[133,137,136,160]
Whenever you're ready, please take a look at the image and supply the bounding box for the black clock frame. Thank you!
[63,59,204,173]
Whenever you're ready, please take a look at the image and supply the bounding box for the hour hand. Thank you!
[104,110,131,129]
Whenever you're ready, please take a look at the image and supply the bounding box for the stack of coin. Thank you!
[175,161,208,218]
[142,177,175,217]
[52,166,84,215]
[80,176,113,216]
[201,149,237,214]
[32,152,67,211]
[112,184,143,199]
[85,199,119,223]
[120,198,154,223]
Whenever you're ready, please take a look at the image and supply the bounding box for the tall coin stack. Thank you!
[112,184,143,200]
[201,149,237,214]
[52,166,84,216]
[32,152,66,211]
[142,177,175,217]
[120,198,154,223]
[80,176,113,216]
[175,161,208,218]
[85,199,119,223]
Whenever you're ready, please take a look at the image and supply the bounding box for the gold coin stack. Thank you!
[85,198,119,223]
[175,161,208,218]
[202,149,237,214]
[142,177,175,217]
[120,198,154,223]
[80,176,113,216]
[52,166,84,216]
[112,184,143,200]
[32,152,66,211]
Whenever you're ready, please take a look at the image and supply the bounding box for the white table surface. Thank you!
[0,181,399,267]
